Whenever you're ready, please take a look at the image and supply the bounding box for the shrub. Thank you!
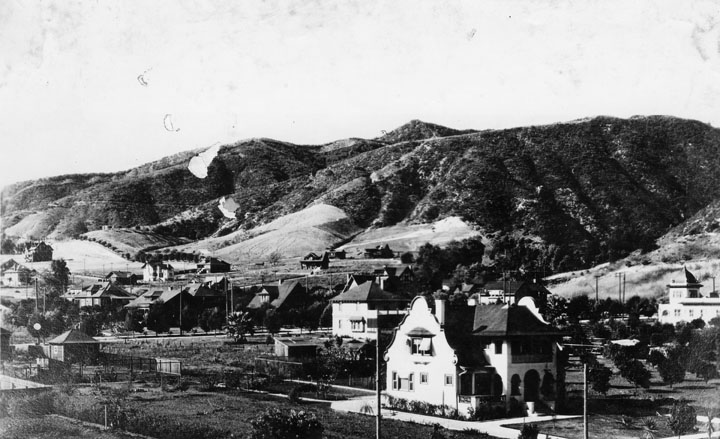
[518,423,540,439]
[250,408,323,439]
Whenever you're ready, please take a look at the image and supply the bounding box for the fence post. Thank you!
[104,404,108,429]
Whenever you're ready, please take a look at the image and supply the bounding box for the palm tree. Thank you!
[641,417,658,439]
[702,409,717,439]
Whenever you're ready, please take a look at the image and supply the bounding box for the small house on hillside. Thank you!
[364,244,394,259]
[196,257,231,274]
[105,271,139,285]
[142,262,174,282]
[385,297,563,415]
[1,259,34,287]
[300,252,330,270]
[327,249,346,259]
[24,241,53,262]
[1,327,13,360]
[331,280,410,341]
[47,329,100,364]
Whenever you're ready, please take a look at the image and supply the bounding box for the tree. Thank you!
[318,303,332,328]
[517,423,539,439]
[667,399,697,439]
[658,356,685,388]
[588,363,612,395]
[124,308,145,332]
[400,252,414,264]
[199,307,225,332]
[146,300,169,333]
[47,259,71,295]
[1,238,15,254]
[263,309,281,335]
[226,311,255,342]
[250,408,323,439]
[621,359,651,389]
[267,251,282,266]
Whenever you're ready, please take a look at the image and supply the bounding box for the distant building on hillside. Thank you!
[196,257,231,274]
[364,244,394,259]
[658,267,720,325]
[105,271,139,285]
[142,262,174,282]
[300,252,330,270]
[24,241,53,262]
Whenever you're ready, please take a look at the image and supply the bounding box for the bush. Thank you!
[518,423,540,439]
[250,408,323,439]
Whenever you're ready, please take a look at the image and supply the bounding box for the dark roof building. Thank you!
[196,257,231,274]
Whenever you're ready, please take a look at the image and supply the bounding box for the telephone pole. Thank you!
[614,273,625,303]
[594,274,600,302]
[376,333,382,439]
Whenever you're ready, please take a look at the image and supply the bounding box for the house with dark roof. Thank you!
[196,257,231,274]
[23,241,53,262]
[142,261,174,282]
[72,283,135,308]
[105,271,139,285]
[300,252,330,270]
[246,280,307,311]
[331,280,410,341]
[384,296,563,415]
[364,244,394,259]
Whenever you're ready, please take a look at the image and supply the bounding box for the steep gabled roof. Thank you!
[442,304,488,369]
[270,280,305,308]
[472,304,561,337]
[331,281,408,303]
[48,329,99,345]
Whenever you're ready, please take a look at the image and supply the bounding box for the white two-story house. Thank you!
[658,267,720,325]
[331,280,410,341]
[384,296,563,415]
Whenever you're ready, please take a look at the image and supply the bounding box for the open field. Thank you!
[83,228,190,256]
[0,415,139,439]
[547,258,720,299]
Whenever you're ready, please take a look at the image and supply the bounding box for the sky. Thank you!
[1,0,720,188]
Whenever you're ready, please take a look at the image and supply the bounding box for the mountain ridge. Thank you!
[3,115,720,272]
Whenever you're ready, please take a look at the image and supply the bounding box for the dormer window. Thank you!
[411,337,432,356]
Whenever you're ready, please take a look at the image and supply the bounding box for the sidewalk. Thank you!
[331,396,579,439]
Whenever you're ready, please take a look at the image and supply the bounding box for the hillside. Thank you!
[3,116,720,269]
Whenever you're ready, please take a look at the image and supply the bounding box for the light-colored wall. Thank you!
[332,302,375,339]
[385,298,458,408]
[659,301,720,325]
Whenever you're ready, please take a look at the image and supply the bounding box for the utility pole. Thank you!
[614,273,625,303]
[35,278,38,312]
[225,278,229,325]
[622,273,626,303]
[594,275,600,303]
[179,286,183,336]
[583,362,588,439]
[230,280,234,313]
[376,334,382,439]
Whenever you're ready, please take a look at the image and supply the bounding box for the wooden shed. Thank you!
[47,329,100,364]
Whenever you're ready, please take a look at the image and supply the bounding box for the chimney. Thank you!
[434,299,446,327]
[278,279,283,287]
[380,277,385,291]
